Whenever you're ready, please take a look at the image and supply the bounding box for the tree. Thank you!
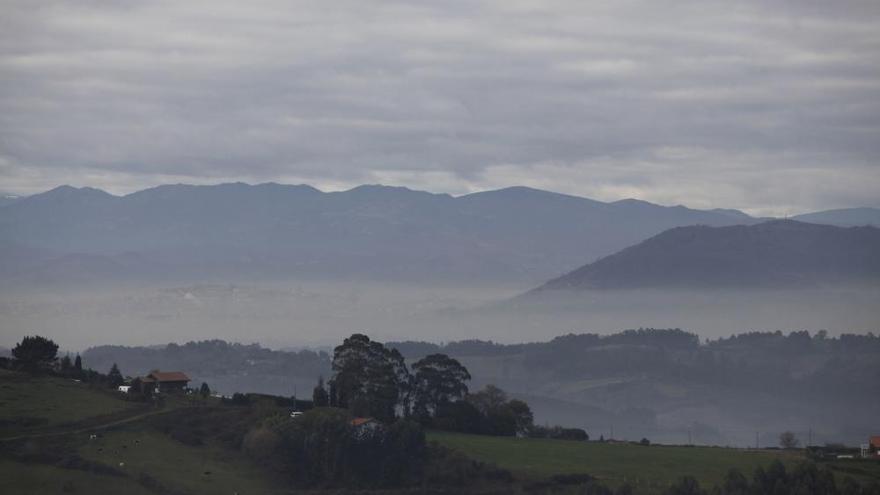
[467,384,507,415]
[506,399,534,435]
[313,376,329,407]
[59,354,72,372]
[411,353,471,417]
[199,382,211,398]
[329,334,411,422]
[779,431,800,449]
[74,354,82,371]
[12,335,59,371]
[107,363,124,387]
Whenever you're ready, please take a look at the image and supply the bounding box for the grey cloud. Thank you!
[1,0,878,214]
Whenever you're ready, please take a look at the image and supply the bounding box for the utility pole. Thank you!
[755,431,759,449]
[809,428,813,447]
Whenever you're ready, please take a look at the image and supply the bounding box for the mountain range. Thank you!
[1,183,877,287]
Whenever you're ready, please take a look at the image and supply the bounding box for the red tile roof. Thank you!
[870,436,880,448]
[143,371,190,383]
[350,417,375,427]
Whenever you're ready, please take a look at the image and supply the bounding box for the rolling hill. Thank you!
[534,220,880,290]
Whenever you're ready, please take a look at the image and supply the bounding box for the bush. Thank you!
[529,425,589,441]
[250,408,428,488]
[242,427,281,462]
[424,443,513,487]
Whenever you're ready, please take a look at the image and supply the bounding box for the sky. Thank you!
[1,0,879,216]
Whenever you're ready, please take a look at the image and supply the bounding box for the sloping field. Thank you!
[428,430,801,490]
[0,369,141,437]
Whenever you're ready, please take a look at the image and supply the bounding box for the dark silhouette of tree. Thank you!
[313,376,329,407]
[107,363,124,387]
[199,382,211,398]
[329,334,411,421]
[719,469,749,495]
[12,335,59,371]
[664,476,706,495]
[74,354,82,371]
[467,384,507,415]
[780,431,800,449]
[59,354,72,372]
[506,399,534,435]
[433,400,482,433]
[412,353,471,418]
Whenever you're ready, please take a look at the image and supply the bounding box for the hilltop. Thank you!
[533,220,880,291]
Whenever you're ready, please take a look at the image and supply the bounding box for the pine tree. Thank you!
[107,363,124,387]
[313,376,329,407]
[199,382,210,398]
[74,354,82,371]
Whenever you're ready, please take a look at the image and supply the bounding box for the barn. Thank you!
[141,370,191,393]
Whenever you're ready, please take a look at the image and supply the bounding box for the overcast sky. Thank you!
[1,1,879,216]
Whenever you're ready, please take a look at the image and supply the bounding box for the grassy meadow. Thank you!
[0,369,141,437]
[429,430,802,489]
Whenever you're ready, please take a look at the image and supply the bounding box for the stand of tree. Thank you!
[320,333,587,440]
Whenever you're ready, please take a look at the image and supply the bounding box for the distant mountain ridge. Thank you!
[534,220,880,291]
[792,207,880,227]
[0,182,765,286]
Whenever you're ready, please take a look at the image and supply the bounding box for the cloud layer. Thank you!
[1,0,879,215]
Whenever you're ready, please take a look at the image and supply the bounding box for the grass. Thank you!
[78,426,290,495]
[0,369,140,436]
[0,459,155,495]
[428,430,802,490]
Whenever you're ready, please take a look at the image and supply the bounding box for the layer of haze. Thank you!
[2,282,878,351]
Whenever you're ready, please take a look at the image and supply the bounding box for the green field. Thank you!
[0,369,141,437]
[78,427,288,495]
[0,459,155,495]
[429,430,802,490]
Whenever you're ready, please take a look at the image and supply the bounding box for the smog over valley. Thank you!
[1,1,879,494]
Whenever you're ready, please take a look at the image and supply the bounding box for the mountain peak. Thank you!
[23,185,116,204]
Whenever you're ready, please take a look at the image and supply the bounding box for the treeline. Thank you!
[388,328,701,358]
[390,328,880,359]
[83,339,329,383]
[389,329,880,407]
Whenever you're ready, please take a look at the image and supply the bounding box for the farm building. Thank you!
[141,370,190,393]
[350,417,382,439]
